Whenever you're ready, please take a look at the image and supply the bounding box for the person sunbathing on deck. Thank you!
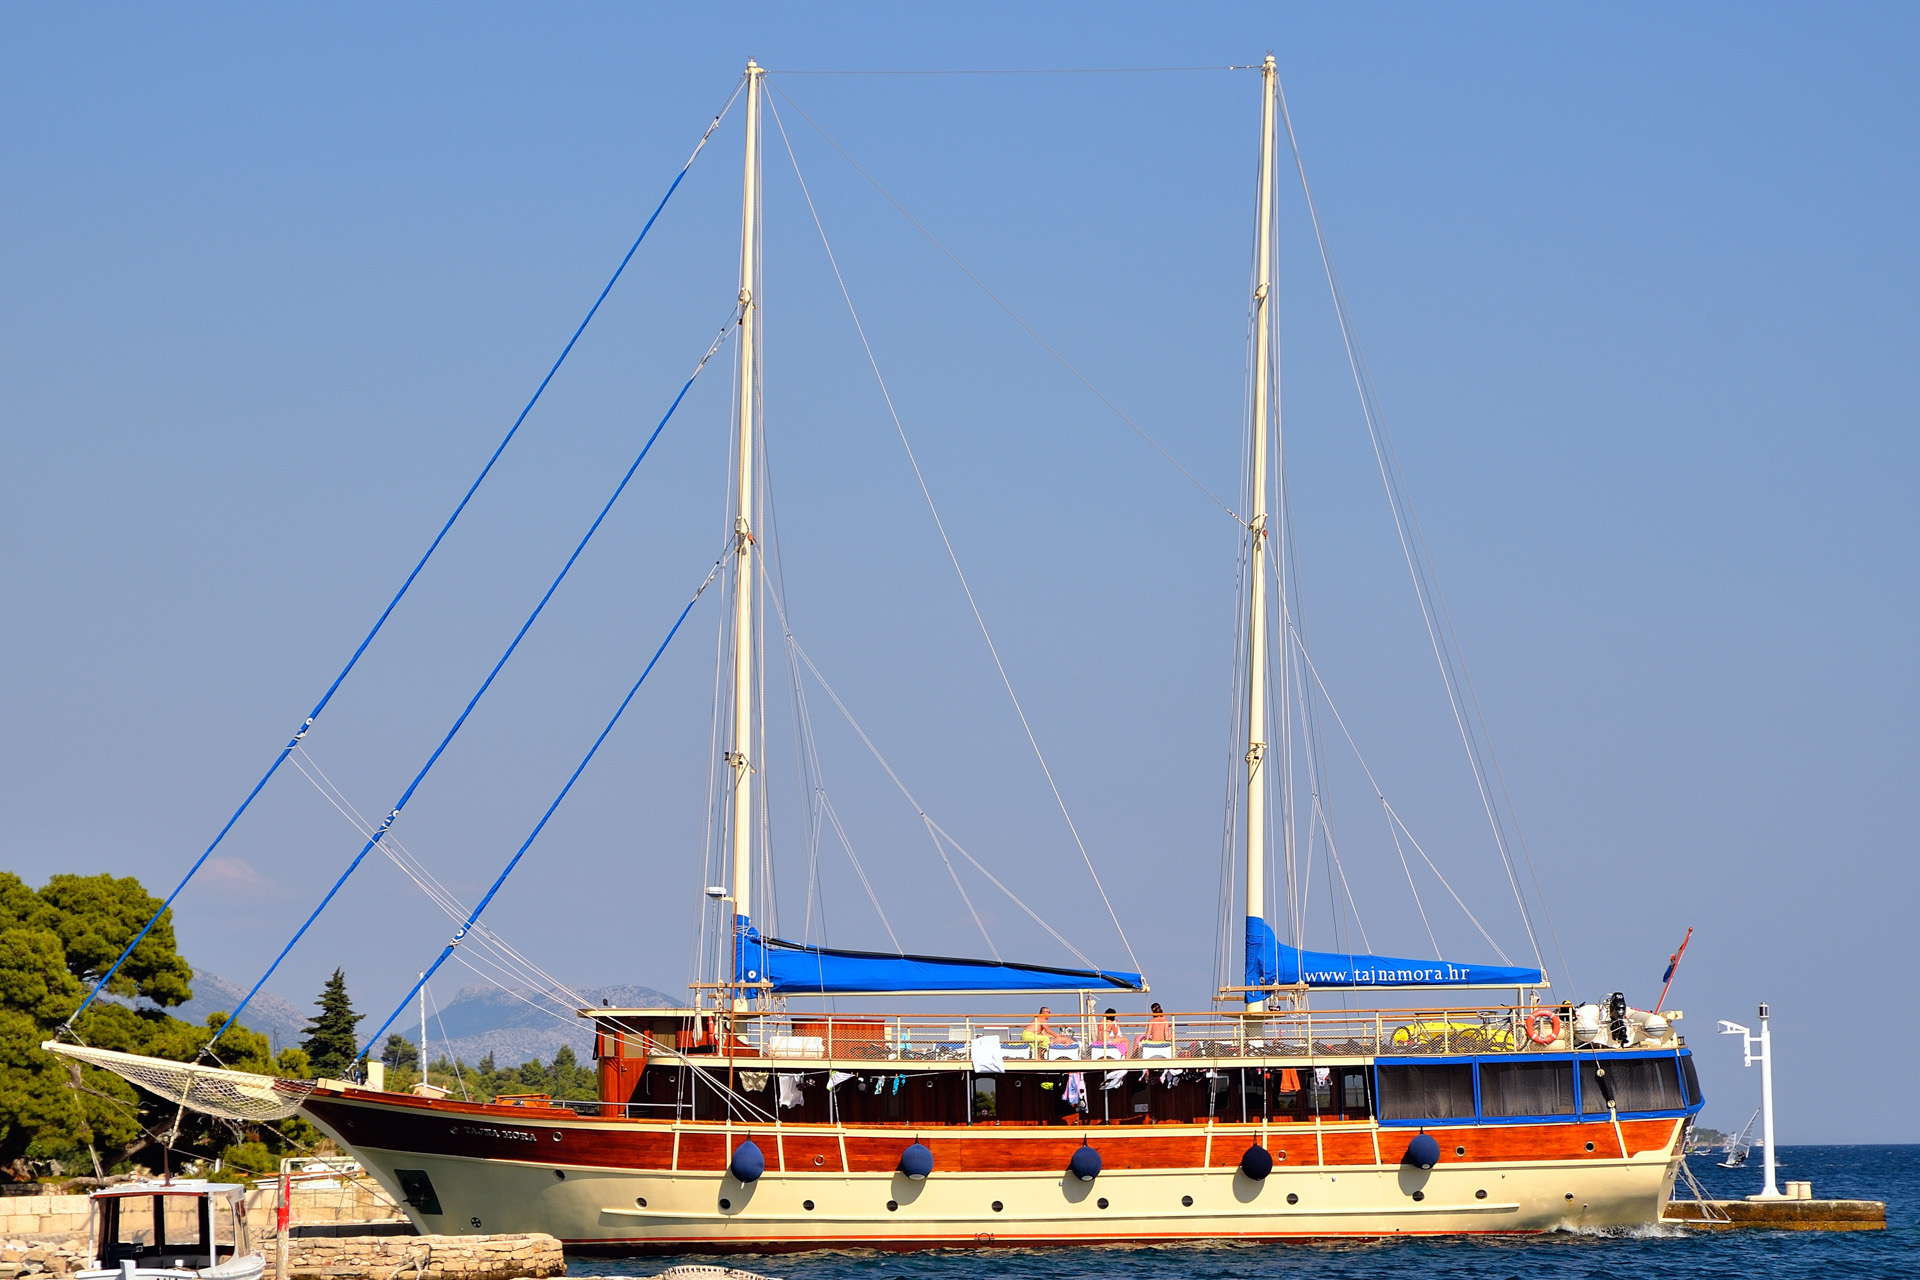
[1021,1007,1071,1057]
[1135,1002,1174,1055]
[1095,1008,1130,1056]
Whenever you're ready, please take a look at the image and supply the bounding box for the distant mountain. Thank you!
[164,970,310,1050]
[172,972,679,1068]
[425,982,681,1068]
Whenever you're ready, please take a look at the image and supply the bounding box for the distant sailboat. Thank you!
[1718,1109,1759,1168]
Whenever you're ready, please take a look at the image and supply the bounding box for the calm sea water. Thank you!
[575,1145,1917,1280]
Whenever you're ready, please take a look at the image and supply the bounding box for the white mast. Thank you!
[727,60,764,1010]
[1244,55,1278,1015]
[416,973,426,1082]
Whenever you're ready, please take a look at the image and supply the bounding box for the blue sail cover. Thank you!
[1245,916,1542,988]
[737,929,1143,995]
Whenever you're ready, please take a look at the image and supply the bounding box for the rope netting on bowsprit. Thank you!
[41,1041,314,1122]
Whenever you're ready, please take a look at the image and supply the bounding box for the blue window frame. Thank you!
[1376,1050,1702,1126]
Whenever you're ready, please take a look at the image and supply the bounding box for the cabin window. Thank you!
[1679,1055,1702,1107]
[1580,1057,1685,1113]
[1479,1061,1575,1117]
[1611,1057,1685,1112]
[1376,1063,1475,1120]
[973,1077,997,1120]
[1341,1067,1371,1115]
[1578,1061,1613,1114]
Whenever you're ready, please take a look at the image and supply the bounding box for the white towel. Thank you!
[1102,1069,1129,1090]
[827,1070,855,1091]
[777,1073,804,1109]
[969,1035,1006,1074]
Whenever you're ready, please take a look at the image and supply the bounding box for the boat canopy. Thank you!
[1245,916,1542,988]
[738,929,1144,995]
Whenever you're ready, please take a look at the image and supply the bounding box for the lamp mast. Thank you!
[1245,55,1278,1015]
[727,60,764,1011]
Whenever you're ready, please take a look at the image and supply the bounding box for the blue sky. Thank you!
[4,6,1915,1142]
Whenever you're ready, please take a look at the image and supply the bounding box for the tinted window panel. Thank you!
[1480,1061,1575,1117]
[1680,1055,1702,1107]
[1613,1057,1684,1111]
[1579,1061,1613,1114]
[1581,1058,1684,1113]
[1377,1063,1475,1120]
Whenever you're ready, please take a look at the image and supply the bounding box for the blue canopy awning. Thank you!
[737,929,1143,995]
[1246,916,1542,988]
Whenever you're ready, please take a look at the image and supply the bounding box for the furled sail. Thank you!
[1245,916,1542,989]
[737,929,1143,995]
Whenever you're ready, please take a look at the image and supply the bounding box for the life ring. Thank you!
[1526,1010,1562,1046]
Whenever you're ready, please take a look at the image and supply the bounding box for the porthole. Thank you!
[886,1200,898,1212]
[1454,1146,1466,1156]
[719,1198,732,1210]
[635,1198,647,1208]
[803,1200,815,1211]
[553,1170,565,1180]
[551,1132,562,1142]
[991,1201,1004,1213]
[814,1155,825,1167]
[1181,1195,1193,1207]
[1097,1198,1109,1210]
[1584,1141,1595,1152]
[1565,1193,1575,1201]
[1476,1189,1488,1200]
[1412,1190,1425,1202]
[1286,1193,1299,1206]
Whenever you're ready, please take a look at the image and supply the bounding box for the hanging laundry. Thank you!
[1314,1067,1332,1086]
[970,1034,1006,1074]
[891,1074,903,1095]
[738,1070,769,1093]
[1280,1069,1301,1092]
[777,1074,804,1109]
[1102,1070,1129,1090]
[826,1070,855,1091]
[1065,1072,1085,1108]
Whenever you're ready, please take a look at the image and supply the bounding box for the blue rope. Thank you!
[355,553,725,1066]
[206,310,740,1054]
[62,88,742,1038]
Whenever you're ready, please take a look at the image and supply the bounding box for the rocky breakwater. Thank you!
[286,1233,565,1280]
[0,1236,84,1279]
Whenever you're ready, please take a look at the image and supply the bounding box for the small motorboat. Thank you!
[75,1180,265,1280]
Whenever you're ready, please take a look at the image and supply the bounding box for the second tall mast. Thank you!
[728,60,764,1008]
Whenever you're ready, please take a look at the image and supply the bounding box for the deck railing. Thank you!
[609,1005,1677,1063]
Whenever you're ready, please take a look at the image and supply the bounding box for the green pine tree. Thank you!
[300,968,362,1078]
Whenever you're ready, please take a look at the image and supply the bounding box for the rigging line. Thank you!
[208,309,742,1054]
[292,755,590,1010]
[61,88,742,1038]
[1273,77,1550,978]
[358,548,727,1064]
[771,65,1259,77]
[766,82,1243,527]
[1384,802,1511,963]
[756,505,903,953]
[1279,600,1371,957]
[817,792,903,954]
[764,590,997,959]
[924,817,1102,972]
[1283,621,1512,963]
[766,94,1141,975]
[424,985,469,1101]
[1383,800,1443,961]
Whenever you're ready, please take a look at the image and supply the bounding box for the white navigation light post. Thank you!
[1719,1003,1781,1199]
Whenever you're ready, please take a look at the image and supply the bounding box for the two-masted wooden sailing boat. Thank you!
[51,58,1703,1252]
